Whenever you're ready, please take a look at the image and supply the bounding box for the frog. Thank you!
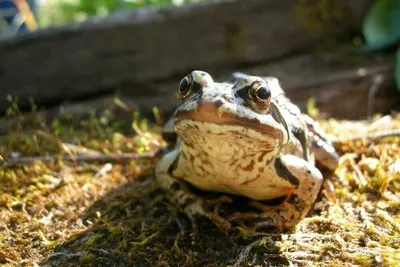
[155,70,339,231]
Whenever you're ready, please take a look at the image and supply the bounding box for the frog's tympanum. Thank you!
[156,71,339,231]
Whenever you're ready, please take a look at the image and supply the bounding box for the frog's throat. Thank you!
[175,120,282,152]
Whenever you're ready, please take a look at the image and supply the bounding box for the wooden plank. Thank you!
[0,0,371,112]
[0,53,396,135]
[119,53,397,120]
[236,53,398,119]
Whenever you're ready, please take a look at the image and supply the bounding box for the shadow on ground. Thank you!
[40,176,289,267]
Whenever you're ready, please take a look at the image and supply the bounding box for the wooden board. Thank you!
[0,0,372,113]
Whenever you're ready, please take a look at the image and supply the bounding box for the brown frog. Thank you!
[156,70,339,230]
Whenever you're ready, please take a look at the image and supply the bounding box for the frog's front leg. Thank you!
[155,150,231,231]
[232,154,323,230]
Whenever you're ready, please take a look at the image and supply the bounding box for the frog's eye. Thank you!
[178,74,204,100]
[255,86,271,102]
[249,82,271,106]
[179,77,190,95]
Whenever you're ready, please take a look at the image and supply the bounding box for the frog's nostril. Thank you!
[215,99,224,108]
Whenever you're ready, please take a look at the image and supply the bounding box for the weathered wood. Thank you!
[0,0,371,112]
[119,53,398,120]
[237,53,398,119]
[1,52,394,136]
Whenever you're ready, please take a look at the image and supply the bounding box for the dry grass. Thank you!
[0,102,399,266]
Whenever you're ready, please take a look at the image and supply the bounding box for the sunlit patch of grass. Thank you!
[0,98,164,265]
[0,97,399,266]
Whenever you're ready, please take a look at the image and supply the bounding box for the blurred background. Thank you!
[0,0,203,34]
[0,0,399,120]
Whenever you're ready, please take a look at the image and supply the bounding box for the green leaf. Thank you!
[395,46,400,92]
[361,0,400,51]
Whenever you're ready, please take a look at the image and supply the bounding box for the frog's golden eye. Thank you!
[179,77,190,95]
[249,82,271,106]
[255,86,271,102]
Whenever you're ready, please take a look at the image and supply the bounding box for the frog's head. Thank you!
[174,71,289,151]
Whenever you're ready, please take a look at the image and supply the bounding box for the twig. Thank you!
[332,129,400,145]
[367,75,384,119]
[1,148,167,167]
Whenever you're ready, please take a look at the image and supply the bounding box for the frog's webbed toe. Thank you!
[167,184,232,232]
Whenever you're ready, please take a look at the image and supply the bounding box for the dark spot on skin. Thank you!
[291,126,309,160]
[188,153,195,165]
[307,170,311,174]
[201,158,211,166]
[270,102,289,145]
[215,99,224,108]
[243,160,255,171]
[201,73,207,76]
[170,182,181,191]
[240,175,260,185]
[266,157,274,165]
[198,164,207,175]
[222,94,231,102]
[258,167,264,172]
[235,87,250,100]
[185,142,194,149]
[288,194,298,204]
[274,158,300,186]
[168,153,180,175]
[192,81,203,93]
[258,152,267,162]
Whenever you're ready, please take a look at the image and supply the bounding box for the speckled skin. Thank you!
[156,71,339,230]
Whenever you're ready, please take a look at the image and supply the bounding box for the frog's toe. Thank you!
[229,211,281,227]
[184,199,232,233]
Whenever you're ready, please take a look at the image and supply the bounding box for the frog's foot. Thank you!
[229,199,289,231]
[249,187,296,212]
[182,196,232,233]
[162,178,232,232]
[156,151,231,232]
[232,155,323,230]
[228,211,284,232]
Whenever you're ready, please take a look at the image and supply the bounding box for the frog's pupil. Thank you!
[256,87,270,100]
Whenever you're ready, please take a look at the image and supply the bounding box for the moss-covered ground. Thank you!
[0,101,399,266]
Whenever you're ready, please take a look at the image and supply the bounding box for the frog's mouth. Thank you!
[174,101,288,146]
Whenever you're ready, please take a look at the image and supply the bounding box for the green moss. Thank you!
[79,252,95,265]
[0,101,399,266]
